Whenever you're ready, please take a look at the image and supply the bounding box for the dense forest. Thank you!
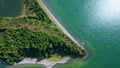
[0,0,86,65]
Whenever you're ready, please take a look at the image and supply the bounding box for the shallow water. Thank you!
[9,64,45,68]
[42,0,120,68]
[0,0,22,17]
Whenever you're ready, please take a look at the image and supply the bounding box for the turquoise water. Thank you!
[43,0,120,68]
[0,60,6,68]
[0,0,22,17]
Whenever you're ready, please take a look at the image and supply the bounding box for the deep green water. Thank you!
[0,0,22,17]
[42,0,120,68]
[9,64,45,68]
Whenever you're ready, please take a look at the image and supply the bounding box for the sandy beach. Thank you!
[15,57,69,68]
[38,0,85,50]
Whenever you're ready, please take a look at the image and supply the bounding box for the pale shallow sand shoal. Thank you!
[14,57,69,68]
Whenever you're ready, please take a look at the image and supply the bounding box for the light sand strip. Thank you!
[38,0,85,50]
[15,57,69,68]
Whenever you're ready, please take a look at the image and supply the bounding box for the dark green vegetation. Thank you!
[0,0,86,65]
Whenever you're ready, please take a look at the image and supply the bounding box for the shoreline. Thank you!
[13,0,87,68]
[14,57,70,68]
[38,0,85,50]
[38,0,89,59]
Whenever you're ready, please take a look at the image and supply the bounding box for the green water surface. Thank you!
[0,0,22,17]
[42,0,120,68]
[9,64,45,68]
[2,0,120,68]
